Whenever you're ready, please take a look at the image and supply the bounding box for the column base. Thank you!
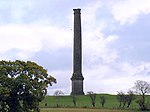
[71,79,84,95]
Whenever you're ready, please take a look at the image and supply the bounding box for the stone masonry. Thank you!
[71,9,84,95]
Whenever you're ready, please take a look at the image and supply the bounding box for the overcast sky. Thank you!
[0,0,150,95]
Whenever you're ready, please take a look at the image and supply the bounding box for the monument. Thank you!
[71,9,84,95]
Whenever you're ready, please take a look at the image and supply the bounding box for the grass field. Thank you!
[40,94,150,112]
[41,108,129,112]
[40,94,141,109]
[40,94,139,108]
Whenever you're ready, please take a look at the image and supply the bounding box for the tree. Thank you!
[117,91,127,108]
[0,86,10,111]
[100,96,106,107]
[54,90,64,107]
[71,95,77,107]
[133,80,150,110]
[87,91,96,107]
[126,90,135,108]
[0,60,56,112]
[117,90,135,109]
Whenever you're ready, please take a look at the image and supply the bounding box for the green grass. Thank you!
[40,94,133,108]
[40,94,150,110]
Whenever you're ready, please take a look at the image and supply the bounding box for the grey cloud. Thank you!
[30,48,72,71]
[102,14,150,62]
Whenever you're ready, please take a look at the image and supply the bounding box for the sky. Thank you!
[0,0,150,95]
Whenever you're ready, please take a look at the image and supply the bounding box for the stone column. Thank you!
[71,9,84,95]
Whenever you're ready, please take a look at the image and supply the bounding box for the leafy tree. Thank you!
[87,91,96,107]
[133,80,150,110]
[0,60,56,112]
[100,96,106,107]
[0,86,10,111]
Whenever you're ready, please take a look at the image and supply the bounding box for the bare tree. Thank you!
[100,96,106,107]
[126,90,136,108]
[71,95,77,107]
[133,80,150,110]
[87,91,96,107]
[54,90,64,107]
[117,91,127,108]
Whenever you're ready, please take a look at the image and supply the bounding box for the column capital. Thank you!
[73,8,81,14]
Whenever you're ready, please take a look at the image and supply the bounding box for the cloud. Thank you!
[0,0,35,24]
[30,48,72,71]
[80,1,150,94]
[0,0,150,95]
[0,24,72,60]
[82,1,102,27]
[0,24,42,59]
[110,0,150,25]
[83,61,150,94]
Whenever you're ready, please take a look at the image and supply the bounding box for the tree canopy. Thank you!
[0,60,56,112]
[133,80,150,110]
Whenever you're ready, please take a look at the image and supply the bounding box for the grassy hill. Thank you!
[40,94,140,109]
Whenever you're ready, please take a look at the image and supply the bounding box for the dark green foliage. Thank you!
[0,60,56,112]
